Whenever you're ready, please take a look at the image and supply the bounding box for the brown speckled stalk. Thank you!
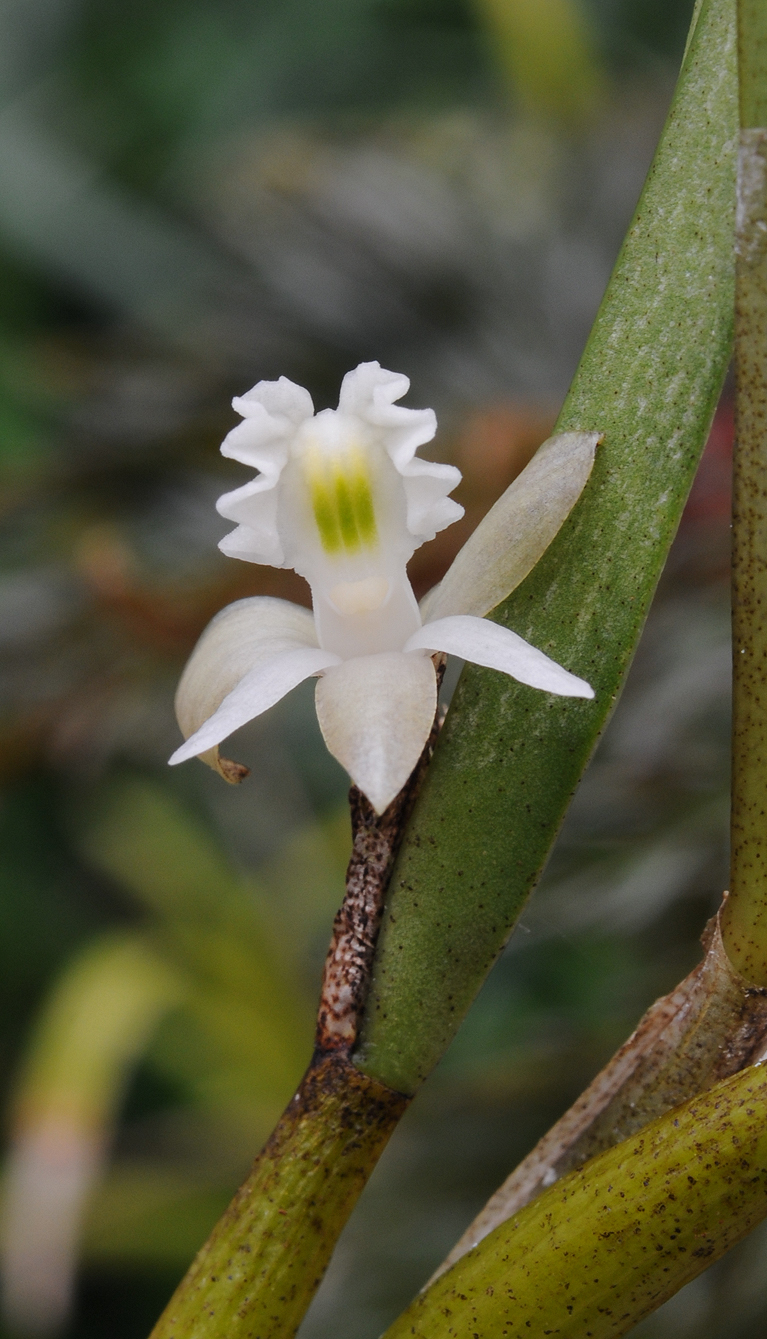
[721,3,767,985]
[315,787,421,1050]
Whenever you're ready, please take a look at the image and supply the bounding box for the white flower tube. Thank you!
[171,362,599,812]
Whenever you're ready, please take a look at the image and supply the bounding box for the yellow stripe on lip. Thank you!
[308,444,378,555]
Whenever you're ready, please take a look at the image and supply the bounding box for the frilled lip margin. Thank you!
[215,363,464,568]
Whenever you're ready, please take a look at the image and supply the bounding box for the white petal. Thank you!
[421,431,600,622]
[171,644,340,766]
[315,653,437,814]
[173,597,319,779]
[407,615,594,699]
[338,361,463,544]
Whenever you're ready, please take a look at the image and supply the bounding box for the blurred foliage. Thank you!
[475,0,606,120]
[3,0,759,1335]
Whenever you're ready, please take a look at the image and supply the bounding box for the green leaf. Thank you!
[10,932,184,1132]
[356,0,737,1094]
[138,1,739,1333]
[75,777,313,1098]
[1,934,184,1333]
[721,0,767,982]
[474,0,606,122]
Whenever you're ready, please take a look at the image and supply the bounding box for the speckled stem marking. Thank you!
[384,1065,767,1339]
[316,660,445,1053]
[148,1054,408,1339]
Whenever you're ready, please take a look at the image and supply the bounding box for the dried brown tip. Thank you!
[216,756,250,784]
[196,743,250,784]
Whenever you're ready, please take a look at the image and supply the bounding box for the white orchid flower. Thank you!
[169,362,597,814]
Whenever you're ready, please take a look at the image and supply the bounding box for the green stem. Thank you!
[148,1055,407,1339]
[433,911,767,1276]
[737,0,767,125]
[356,0,737,1095]
[720,0,767,984]
[383,1064,767,1339]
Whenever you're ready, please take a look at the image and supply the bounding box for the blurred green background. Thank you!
[0,0,755,1336]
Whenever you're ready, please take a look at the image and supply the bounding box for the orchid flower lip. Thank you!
[170,362,600,812]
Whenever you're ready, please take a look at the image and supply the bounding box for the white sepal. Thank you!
[174,596,319,780]
[171,644,340,767]
[315,652,437,814]
[407,615,594,699]
[421,431,600,623]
